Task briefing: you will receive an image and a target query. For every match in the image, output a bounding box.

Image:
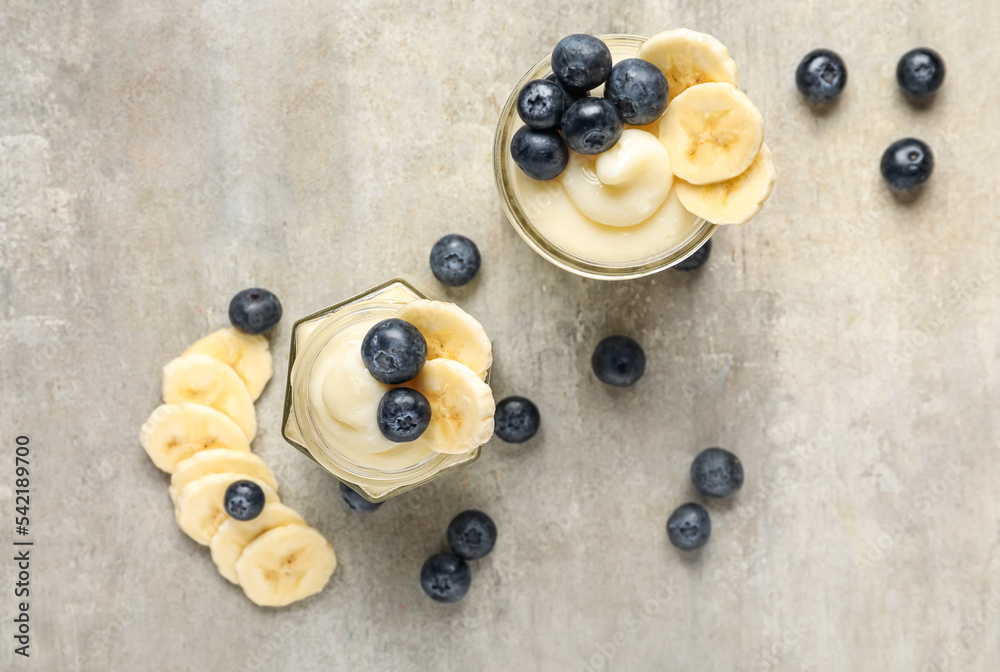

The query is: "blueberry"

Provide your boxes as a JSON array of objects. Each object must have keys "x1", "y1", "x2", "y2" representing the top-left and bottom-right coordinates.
[
  {"x1": 430, "y1": 234, "x2": 481, "y2": 287},
  {"x1": 592, "y1": 335, "x2": 645, "y2": 387},
  {"x1": 229, "y1": 288, "x2": 282, "y2": 335},
  {"x1": 897, "y1": 48, "x2": 945, "y2": 99},
  {"x1": 339, "y1": 481, "x2": 383, "y2": 513},
  {"x1": 510, "y1": 126, "x2": 568, "y2": 180},
  {"x1": 880, "y1": 138, "x2": 934, "y2": 192},
  {"x1": 361, "y1": 318, "x2": 427, "y2": 384},
  {"x1": 544, "y1": 72, "x2": 588, "y2": 109},
  {"x1": 420, "y1": 553, "x2": 471, "y2": 603},
  {"x1": 552, "y1": 34, "x2": 612, "y2": 92},
  {"x1": 494, "y1": 396, "x2": 540, "y2": 443},
  {"x1": 666, "y1": 502, "x2": 711, "y2": 551},
  {"x1": 604, "y1": 58, "x2": 669, "y2": 125},
  {"x1": 224, "y1": 480, "x2": 265, "y2": 521},
  {"x1": 377, "y1": 388, "x2": 431, "y2": 442},
  {"x1": 561, "y1": 98, "x2": 623, "y2": 155},
  {"x1": 690, "y1": 447, "x2": 744, "y2": 498},
  {"x1": 447, "y1": 510, "x2": 497, "y2": 560},
  {"x1": 516, "y1": 79, "x2": 567, "y2": 130},
  {"x1": 795, "y1": 49, "x2": 847, "y2": 104},
  {"x1": 675, "y1": 239, "x2": 712, "y2": 272}
]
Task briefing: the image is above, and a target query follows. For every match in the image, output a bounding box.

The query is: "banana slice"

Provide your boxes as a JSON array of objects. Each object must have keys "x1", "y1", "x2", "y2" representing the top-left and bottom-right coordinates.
[
  {"x1": 675, "y1": 144, "x2": 776, "y2": 225},
  {"x1": 394, "y1": 301, "x2": 492, "y2": 380},
  {"x1": 210, "y1": 503, "x2": 306, "y2": 584},
  {"x1": 659, "y1": 82, "x2": 763, "y2": 185},
  {"x1": 175, "y1": 472, "x2": 278, "y2": 546},
  {"x1": 162, "y1": 354, "x2": 257, "y2": 441},
  {"x1": 184, "y1": 328, "x2": 273, "y2": 401},
  {"x1": 235, "y1": 525, "x2": 337, "y2": 607},
  {"x1": 169, "y1": 448, "x2": 278, "y2": 504},
  {"x1": 409, "y1": 358, "x2": 495, "y2": 454},
  {"x1": 637, "y1": 28, "x2": 739, "y2": 102},
  {"x1": 560, "y1": 129, "x2": 673, "y2": 227},
  {"x1": 140, "y1": 403, "x2": 251, "y2": 473}
]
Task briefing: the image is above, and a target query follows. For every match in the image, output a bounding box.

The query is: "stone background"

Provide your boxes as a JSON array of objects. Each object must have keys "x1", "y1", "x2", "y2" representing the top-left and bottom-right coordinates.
[{"x1": 2, "y1": 0, "x2": 1000, "y2": 670}]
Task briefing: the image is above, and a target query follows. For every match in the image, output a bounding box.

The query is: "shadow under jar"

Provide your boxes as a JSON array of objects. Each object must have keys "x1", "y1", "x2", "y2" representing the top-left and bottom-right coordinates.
[
  {"x1": 282, "y1": 279, "x2": 485, "y2": 503},
  {"x1": 494, "y1": 34, "x2": 718, "y2": 281}
]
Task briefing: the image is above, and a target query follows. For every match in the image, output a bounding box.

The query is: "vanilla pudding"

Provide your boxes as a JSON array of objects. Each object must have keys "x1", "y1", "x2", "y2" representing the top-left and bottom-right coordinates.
[
  {"x1": 282, "y1": 279, "x2": 491, "y2": 502},
  {"x1": 307, "y1": 317, "x2": 436, "y2": 472},
  {"x1": 512, "y1": 128, "x2": 700, "y2": 262}
]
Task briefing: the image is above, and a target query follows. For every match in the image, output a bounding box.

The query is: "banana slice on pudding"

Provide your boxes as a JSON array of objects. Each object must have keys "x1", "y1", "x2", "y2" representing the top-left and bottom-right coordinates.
[
  {"x1": 140, "y1": 403, "x2": 251, "y2": 473},
  {"x1": 184, "y1": 328, "x2": 273, "y2": 401},
  {"x1": 560, "y1": 129, "x2": 673, "y2": 227},
  {"x1": 235, "y1": 525, "x2": 337, "y2": 607},
  {"x1": 394, "y1": 300, "x2": 492, "y2": 381},
  {"x1": 659, "y1": 82, "x2": 763, "y2": 185},
  {"x1": 637, "y1": 28, "x2": 740, "y2": 102},
  {"x1": 162, "y1": 354, "x2": 257, "y2": 440},
  {"x1": 675, "y1": 144, "x2": 776, "y2": 225},
  {"x1": 409, "y1": 358, "x2": 495, "y2": 455}
]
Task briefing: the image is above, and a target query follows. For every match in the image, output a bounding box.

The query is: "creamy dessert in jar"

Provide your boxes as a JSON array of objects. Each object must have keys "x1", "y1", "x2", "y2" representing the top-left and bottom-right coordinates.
[
  {"x1": 495, "y1": 30, "x2": 776, "y2": 278},
  {"x1": 282, "y1": 279, "x2": 495, "y2": 502}
]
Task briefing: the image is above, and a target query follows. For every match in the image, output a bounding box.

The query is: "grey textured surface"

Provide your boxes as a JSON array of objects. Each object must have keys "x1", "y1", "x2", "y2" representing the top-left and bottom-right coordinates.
[{"x1": 2, "y1": 1, "x2": 1000, "y2": 670}]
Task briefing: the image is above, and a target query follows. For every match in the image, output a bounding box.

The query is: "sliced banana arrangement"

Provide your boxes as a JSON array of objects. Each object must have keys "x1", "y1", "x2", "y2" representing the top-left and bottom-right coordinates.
[
  {"x1": 409, "y1": 358, "x2": 496, "y2": 455},
  {"x1": 185, "y1": 328, "x2": 273, "y2": 401},
  {"x1": 210, "y1": 503, "x2": 306, "y2": 584},
  {"x1": 659, "y1": 82, "x2": 764, "y2": 185},
  {"x1": 394, "y1": 300, "x2": 493, "y2": 381},
  {"x1": 175, "y1": 472, "x2": 279, "y2": 545},
  {"x1": 674, "y1": 143, "x2": 776, "y2": 225},
  {"x1": 169, "y1": 448, "x2": 278, "y2": 503},
  {"x1": 637, "y1": 28, "x2": 740, "y2": 102},
  {"x1": 235, "y1": 525, "x2": 337, "y2": 607},
  {"x1": 162, "y1": 354, "x2": 258, "y2": 441},
  {"x1": 138, "y1": 293, "x2": 338, "y2": 607},
  {"x1": 640, "y1": 29, "x2": 773, "y2": 226},
  {"x1": 140, "y1": 403, "x2": 251, "y2": 473}
]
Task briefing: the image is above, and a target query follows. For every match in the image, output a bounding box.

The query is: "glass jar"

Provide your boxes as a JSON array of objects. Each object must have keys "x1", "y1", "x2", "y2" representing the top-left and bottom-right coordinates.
[
  {"x1": 281, "y1": 278, "x2": 483, "y2": 502},
  {"x1": 493, "y1": 34, "x2": 719, "y2": 281}
]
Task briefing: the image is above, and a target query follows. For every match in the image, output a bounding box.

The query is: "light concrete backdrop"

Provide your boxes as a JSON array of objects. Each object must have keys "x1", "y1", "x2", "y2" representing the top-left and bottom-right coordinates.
[{"x1": 2, "y1": 0, "x2": 999, "y2": 670}]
